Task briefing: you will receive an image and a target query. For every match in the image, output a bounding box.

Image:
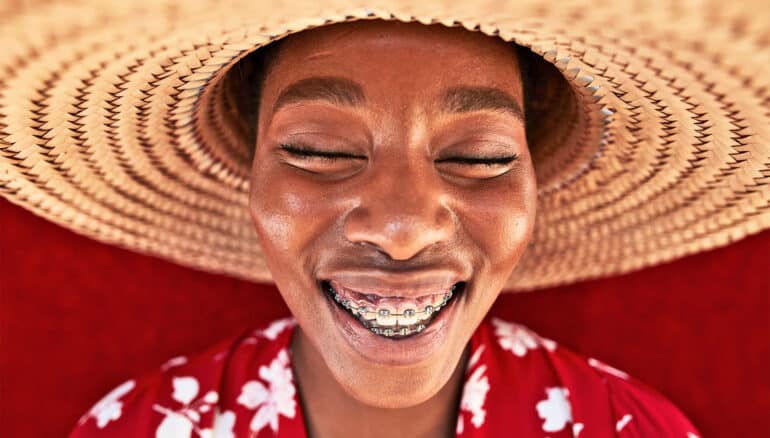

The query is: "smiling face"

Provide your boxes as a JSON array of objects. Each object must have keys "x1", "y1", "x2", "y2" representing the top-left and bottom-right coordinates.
[{"x1": 248, "y1": 20, "x2": 537, "y2": 408}]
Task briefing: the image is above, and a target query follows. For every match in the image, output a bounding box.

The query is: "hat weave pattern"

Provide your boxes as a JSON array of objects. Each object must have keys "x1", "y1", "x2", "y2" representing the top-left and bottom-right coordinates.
[{"x1": 1, "y1": 0, "x2": 768, "y2": 289}]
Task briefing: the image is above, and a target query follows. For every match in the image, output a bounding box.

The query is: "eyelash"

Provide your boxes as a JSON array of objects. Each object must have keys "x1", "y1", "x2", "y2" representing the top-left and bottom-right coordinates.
[
  {"x1": 280, "y1": 144, "x2": 365, "y2": 160},
  {"x1": 280, "y1": 144, "x2": 518, "y2": 166},
  {"x1": 435, "y1": 155, "x2": 519, "y2": 166}
]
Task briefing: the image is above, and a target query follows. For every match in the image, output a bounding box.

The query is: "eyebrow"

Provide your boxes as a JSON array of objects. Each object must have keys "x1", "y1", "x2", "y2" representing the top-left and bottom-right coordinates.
[
  {"x1": 441, "y1": 86, "x2": 524, "y2": 122},
  {"x1": 272, "y1": 76, "x2": 366, "y2": 113},
  {"x1": 271, "y1": 78, "x2": 524, "y2": 122}
]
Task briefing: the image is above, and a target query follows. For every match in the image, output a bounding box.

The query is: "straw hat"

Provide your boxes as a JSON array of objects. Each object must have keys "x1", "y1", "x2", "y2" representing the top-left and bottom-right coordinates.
[{"x1": 1, "y1": 0, "x2": 768, "y2": 290}]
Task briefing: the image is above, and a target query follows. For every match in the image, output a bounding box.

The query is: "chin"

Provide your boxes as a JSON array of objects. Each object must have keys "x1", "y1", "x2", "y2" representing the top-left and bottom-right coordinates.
[
  {"x1": 332, "y1": 350, "x2": 461, "y2": 409},
  {"x1": 315, "y1": 314, "x2": 470, "y2": 410}
]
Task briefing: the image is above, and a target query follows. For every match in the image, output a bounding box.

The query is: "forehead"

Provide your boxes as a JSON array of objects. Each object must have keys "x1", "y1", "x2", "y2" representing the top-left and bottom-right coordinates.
[{"x1": 261, "y1": 20, "x2": 524, "y2": 108}]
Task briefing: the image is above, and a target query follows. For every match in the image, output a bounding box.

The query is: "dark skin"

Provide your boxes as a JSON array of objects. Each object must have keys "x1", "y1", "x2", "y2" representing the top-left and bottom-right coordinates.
[{"x1": 249, "y1": 21, "x2": 536, "y2": 437}]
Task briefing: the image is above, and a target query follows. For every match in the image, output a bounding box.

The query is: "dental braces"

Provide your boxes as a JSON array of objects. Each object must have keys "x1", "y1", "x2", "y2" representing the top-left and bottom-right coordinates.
[
  {"x1": 328, "y1": 284, "x2": 460, "y2": 338},
  {"x1": 332, "y1": 288, "x2": 453, "y2": 316},
  {"x1": 370, "y1": 324, "x2": 427, "y2": 337}
]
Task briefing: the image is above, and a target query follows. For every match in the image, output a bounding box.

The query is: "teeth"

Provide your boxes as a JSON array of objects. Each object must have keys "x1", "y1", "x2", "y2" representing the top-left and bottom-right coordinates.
[
  {"x1": 375, "y1": 306, "x2": 397, "y2": 326},
  {"x1": 325, "y1": 282, "x2": 463, "y2": 338},
  {"x1": 398, "y1": 308, "x2": 418, "y2": 325}
]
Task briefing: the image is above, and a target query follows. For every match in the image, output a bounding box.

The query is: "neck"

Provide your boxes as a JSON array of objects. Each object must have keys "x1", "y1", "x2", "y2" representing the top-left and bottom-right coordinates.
[{"x1": 291, "y1": 328, "x2": 468, "y2": 438}]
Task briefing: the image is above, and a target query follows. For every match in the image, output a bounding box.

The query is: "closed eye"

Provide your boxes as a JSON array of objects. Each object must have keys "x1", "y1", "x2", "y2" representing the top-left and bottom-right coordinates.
[
  {"x1": 280, "y1": 144, "x2": 366, "y2": 160},
  {"x1": 280, "y1": 144, "x2": 518, "y2": 165},
  {"x1": 436, "y1": 154, "x2": 519, "y2": 165}
]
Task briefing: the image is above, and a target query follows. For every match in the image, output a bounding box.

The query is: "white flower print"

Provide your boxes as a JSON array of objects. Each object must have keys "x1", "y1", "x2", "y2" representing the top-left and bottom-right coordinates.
[
  {"x1": 245, "y1": 318, "x2": 297, "y2": 345},
  {"x1": 152, "y1": 376, "x2": 219, "y2": 438},
  {"x1": 588, "y1": 357, "x2": 630, "y2": 380},
  {"x1": 456, "y1": 346, "x2": 490, "y2": 434},
  {"x1": 616, "y1": 413, "x2": 633, "y2": 431},
  {"x1": 155, "y1": 411, "x2": 195, "y2": 438},
  {"x1": 237, "y1": 349, "x2": 297, "y2": 435},
  {"x1": 205, "y1": 409, "x2": 236, "y2": 438},
  {"x1": 173, "y1": 377, "x2": 201, "y2": 404},
  {"x1": 78, "y1": 379, "x2": 135, "y2": 428},
  {"x1": 161, "y1": 355, "x2": 189, "y2": 371},
  {"x1": 492, "y1": 318, "x2": 544, "y2": 357},
  {"x1": 573, "y1": 422, "x2": 584, "y2": 436},
  {"x1": 258, "y1": 318, "x2": 297, "y2": 341},
  {"x1": 536, "y1": 387, "x2": 573, "y2": 432},
  {"x1": 238, "y1": 381, "x2": 269, "y2": 413},
  {"x1": 540, "y1": 337, "x2": 557, "y2": 352}
]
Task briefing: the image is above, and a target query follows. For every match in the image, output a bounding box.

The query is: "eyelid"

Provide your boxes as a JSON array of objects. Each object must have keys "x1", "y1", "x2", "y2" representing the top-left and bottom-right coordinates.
[
  {"x1": 436, "y1": 154, "x2": 519, "y2": 165},
  {"x1": 279, "y1": 142, "x2": 519, "y2": 167},
  {"x1": 279, "y1": 143, "x2": 367, "y2": 160}
]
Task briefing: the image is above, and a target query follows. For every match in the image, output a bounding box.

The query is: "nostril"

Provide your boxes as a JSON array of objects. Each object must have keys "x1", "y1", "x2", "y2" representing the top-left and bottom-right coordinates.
[
  {"x1": 354, "y1": 240, "x2": 391, "y2": 258},
  {"x1": 343, "y1": 199, "x2": 456, "y2": 260}
]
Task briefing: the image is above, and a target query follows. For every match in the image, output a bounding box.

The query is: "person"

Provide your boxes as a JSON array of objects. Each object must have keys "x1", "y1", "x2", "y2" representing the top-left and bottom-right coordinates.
[
  {"x1": 3, "y1": 1, "x2": 767, "y2": 437},
  {"x1": 67, "y1": 20, "x2": 700, "y2": 437}
]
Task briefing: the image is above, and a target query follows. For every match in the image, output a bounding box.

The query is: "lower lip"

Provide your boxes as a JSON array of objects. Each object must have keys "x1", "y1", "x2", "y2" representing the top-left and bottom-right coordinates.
[{"x1": 322, "y1": 285, "x2": 462, "y2": 367}]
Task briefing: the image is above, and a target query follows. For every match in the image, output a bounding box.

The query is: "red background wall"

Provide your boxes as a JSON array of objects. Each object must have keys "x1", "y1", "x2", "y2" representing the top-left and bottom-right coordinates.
[{"x1": 1, "y1": 197, "x2": 768, "y2": 437}]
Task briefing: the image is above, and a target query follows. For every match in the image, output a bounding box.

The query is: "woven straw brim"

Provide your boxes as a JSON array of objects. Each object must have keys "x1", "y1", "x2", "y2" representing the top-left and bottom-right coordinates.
[{"x1": 1, "y1": 0, "x2": 768, "y2": 290}]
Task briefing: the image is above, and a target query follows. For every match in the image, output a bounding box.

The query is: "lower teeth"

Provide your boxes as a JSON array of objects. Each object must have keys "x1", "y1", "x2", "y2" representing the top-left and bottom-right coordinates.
[{"x1": 324, "y1": 282, "x2": 461, "y2": 338}]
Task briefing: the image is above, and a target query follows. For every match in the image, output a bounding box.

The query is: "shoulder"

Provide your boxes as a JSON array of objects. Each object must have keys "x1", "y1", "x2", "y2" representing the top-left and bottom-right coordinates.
[
  {"x1": 576, "y1": 355, "x2": 701, "y2": 437},
  {"x1": 477, "y1": 317, "x2": 701, "y2": 437},
  {"x1": 69, "y1": 338, "x2": 235, "y2": 438},
  {"x1": 69, "y1": 318, "x2": 296, "y2": 438}
]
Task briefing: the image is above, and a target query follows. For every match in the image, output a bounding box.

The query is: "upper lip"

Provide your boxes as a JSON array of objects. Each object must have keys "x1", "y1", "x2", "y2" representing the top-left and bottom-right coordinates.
[{"x1": 322, "y1": 270, "x2": 464, "y2": 298}]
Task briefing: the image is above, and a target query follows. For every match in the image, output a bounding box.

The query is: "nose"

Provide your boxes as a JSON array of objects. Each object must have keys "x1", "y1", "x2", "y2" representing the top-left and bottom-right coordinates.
[{"x1": 343, "y1": 171, "x2": 456, "y2": 261}]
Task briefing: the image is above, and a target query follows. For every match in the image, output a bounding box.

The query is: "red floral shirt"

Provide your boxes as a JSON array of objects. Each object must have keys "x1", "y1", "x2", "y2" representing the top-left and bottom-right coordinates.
[{"x1": 70, "y1": 317, "x2": 700, "y2": 437}]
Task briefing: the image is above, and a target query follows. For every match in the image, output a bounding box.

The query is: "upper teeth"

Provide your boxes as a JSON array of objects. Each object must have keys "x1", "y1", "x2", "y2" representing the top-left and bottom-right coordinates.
[{"x1": 327, "y1": 285, "x2": 458, "y2": 337}]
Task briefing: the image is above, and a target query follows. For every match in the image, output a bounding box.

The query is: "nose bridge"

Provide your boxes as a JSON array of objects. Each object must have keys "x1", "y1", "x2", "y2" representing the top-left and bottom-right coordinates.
[
  {"x1": 343, "y1": 157, "x2": 455, "y2": 260},
  {"x1": 382, "y1": 157, "x2": 432, "y2": 213}
]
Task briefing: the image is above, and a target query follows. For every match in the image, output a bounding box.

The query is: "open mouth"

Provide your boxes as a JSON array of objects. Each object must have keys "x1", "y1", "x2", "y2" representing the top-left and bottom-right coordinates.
[{"x1": 321, "y1": 280, "x2": 466, "y2": 339}]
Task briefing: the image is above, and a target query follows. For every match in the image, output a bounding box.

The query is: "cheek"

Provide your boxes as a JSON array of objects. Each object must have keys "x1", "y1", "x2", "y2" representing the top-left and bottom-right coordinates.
[
  {"x1": 249, "y1": 171, "x2": 327, "y2": 313},
  {"x1": 249, "y1": 166, "x2": 344, "y2": 264},
  {"x1": 249, "y1": 181, "x2": 302, "y2": 257},
  {"x1": 460, "y1": 170, "x2": 537, "y2": 272},
  {"x1": 496, "y1": 204, "x2": 535, "y2": 263}
]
